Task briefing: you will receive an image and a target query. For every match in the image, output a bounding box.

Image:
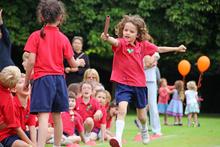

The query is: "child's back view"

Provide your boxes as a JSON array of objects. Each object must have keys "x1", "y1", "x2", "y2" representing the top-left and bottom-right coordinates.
[
  {"x1": 166, "y1": 80, "x2": 184, "y2": 126},
  {"x1": 23, "y1": 0, "x2": 85, "y2": 146},
  {"x1": 185, "y1": 81, "x2": 200, "y2": 127}
]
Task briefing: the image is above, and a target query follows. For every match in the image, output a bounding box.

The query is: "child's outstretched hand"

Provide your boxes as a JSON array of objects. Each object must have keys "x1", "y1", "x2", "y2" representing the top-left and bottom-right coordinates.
[
  {"x1": 100, "y1": 32, "x2": 109, "y2": 41},
  {"x1": 177, "y1": 45, "x2": 187, "y2": 52}
]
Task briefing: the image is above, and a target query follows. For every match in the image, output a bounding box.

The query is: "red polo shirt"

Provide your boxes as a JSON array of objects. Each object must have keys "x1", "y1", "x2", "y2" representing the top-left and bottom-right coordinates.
[
  {"x1": 75, "y1": 96, "x2": 100, "y2": 122},
  {"x1": 0, "y1": 85, "x2": 19, "y2": 141},
  {"x1": 13, "y1": 96, "x2": 36, "y2": 131},
  {"x1": 62, "y1": 111, "x2": 84, "y2": 136},
  {"x1": 111, "y1": 38, "x2": 158, "y2": 87},
  {"x1": 94, "y1": 105, "x2": 107, "y2": 129},
  {"x1": 24, "y1": 25, "x2": 73, "y2": 80}
]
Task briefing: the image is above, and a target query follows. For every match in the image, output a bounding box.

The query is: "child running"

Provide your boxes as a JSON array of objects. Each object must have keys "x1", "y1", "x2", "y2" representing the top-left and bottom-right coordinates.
[
  {"x1": 101, "y1": 14, "x2": 186, "y2": 147},
  {"x1": 185, "y1": 81, "x2": 200, "y2": 127},
  {"x1": 23, "y1": 0, "x2": 85, "y2": 147}
]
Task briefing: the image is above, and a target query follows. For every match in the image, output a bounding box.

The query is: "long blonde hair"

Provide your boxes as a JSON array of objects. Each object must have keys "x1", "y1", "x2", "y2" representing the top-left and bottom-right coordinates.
[{"x1": 174, "y1": 80, "x2": 185, "y2": 101}]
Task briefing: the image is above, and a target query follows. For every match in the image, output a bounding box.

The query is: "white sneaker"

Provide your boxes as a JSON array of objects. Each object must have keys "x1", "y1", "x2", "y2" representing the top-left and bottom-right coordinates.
[{"x1": 141, "y1": 129, "x2": 150, "y2": 144}]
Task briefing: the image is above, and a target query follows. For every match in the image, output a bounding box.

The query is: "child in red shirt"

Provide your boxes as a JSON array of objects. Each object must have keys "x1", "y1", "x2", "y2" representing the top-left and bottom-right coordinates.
[
  {"x1": 106, "y1": 102, "x2": 118, "y2": 141},
  {"x1": 158, "y1": 78, "x2": 173, "y2": 125},
  {"x1": 91, "y1": 89, "x2": 108, "y2": 142},
  {"x1": 101, "y1": 15, "x2": 186, "y2": 147},
  {"x1": 61, "y1": 91, "x2": 83, "y2": 144},
  {"x1": 23, "y1": 1, "x2": 85, "y2": 147},
  {"x1": 0, "y1": 67, "x2": 36, "y2": 147},
  {"x1": 75, "y1": 81, "x2": 102, "y2": 142},
  {"x1": 12, "y1": 73, "x2": 37, "y2": 145}
]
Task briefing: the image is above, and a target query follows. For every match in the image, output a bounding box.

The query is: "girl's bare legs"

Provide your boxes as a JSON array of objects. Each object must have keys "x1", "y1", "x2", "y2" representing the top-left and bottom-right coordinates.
[
  {"x1": 115, "y1": 101, "x2": 128, "y2": 146},
  {"x1": 137, "y1": 106, "x2": 149, "y2": 144},
  {"x1": 174, "y1": 116, "x2": 178, "y2": 125},
  {"x1": 12, "y1": 140, "x2": 33, "y2": 147},
  {"x1": 193, "y1": 113, "x2": 198, "y2": 126},
  {"x1": 178, "y1": 117, "x2": 182, "y2": 125},
  {"x1": 84, "y1": 117, "x2": 94, "y2": 133},
  {"x1": 52, "y1": 112, "x2": 63, "y2": 147},
  {"x1": 37, "y1": 112, "x2": 49, "y2": 147},
  {"x1": 187, "y1": 113, "x2": 192, "y2": 127},
  {"x1": 164, "y1": 114, "x2": 168, "y2": 125}
]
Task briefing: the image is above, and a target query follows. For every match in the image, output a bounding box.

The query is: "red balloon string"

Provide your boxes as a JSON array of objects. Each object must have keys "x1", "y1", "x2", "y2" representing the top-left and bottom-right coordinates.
[{"x1": 197, "y1": 73, "x2": 203, "y2": 89}]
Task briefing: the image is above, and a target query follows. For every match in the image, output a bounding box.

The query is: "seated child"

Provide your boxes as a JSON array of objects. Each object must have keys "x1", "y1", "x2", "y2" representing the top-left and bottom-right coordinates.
[
  {"x1": 0, "y1": 66, "x2": 35, "y2": 147},
  {"x1": 91, "y1": 90, "x2": 108, "y2": 142},
  {"x1": 75, "y1": 81, "x2": 102, "y2": 143},
  {"x1": 105, "y1": 102, "x2": 118, "y2": 141},
  {"x1": 61, "y1": 91, "x2": 83, "y2": 144},
  {"x1": 11, "y1": 73, "x2": 37, "y2": 145}
]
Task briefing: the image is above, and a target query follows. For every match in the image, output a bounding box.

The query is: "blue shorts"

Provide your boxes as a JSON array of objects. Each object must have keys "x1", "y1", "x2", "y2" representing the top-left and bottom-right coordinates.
[
  {"x1": 115, "y1": 83, "x2": 148, "y2": 109},
  {"x1": 1, "y1": 132, "x2": 30, "y2": 147},
  {"x1": 31, "y1": 75, "x2": 69, "y2": 114}
]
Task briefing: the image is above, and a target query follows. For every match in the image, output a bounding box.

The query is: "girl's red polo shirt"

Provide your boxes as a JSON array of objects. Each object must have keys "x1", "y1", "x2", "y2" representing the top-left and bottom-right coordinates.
[{"x1": 111, "y1": 38, "x2": 158, "y2": 87}]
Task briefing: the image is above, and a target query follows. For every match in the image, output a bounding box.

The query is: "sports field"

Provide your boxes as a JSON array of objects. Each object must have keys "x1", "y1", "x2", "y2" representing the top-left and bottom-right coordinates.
[{"x1": 46, "y1": 113, "x2": 220, "y2": 147}]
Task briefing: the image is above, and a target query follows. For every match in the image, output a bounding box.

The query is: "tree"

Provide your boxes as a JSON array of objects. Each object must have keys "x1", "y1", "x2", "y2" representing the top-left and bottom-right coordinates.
[{"x1": 1, "y1": 0, "x2": 220, "y2": 74}]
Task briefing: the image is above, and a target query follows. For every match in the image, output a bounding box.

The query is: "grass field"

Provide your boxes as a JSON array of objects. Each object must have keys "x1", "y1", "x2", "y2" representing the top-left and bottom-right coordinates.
[{"x1": 46, "y1": 113, "x2": 220, "y2": 147}]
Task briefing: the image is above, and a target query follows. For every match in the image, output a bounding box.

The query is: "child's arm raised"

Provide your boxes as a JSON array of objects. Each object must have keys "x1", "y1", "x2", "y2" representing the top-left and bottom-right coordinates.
[
  {"x1": 158, "y1": 45, "x2": 187, "y2": 53},
  {"x1": 100, "y1": 33, "x2": 119, "y2": 47}
]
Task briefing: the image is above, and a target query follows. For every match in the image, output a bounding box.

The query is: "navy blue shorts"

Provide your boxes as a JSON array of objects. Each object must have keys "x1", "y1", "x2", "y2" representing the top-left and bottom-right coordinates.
[
  {"x1": 1, "y1": 132, "x2": 30, "y2": 147},
  {"x1": 115, "y1": 83, "x2": 148, "y2": 109},
  {"x1": 30, "y1": 75, "x2": 69, "y2": 113}
]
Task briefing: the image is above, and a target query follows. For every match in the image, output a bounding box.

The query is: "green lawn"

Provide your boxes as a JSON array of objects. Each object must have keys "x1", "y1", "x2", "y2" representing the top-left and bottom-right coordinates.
[{"x1": 46, "y1": 113, "x2": 220, "y2": 147}]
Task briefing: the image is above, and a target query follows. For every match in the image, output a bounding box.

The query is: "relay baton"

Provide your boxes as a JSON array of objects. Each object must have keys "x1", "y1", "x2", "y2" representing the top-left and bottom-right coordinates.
[{"x1": 104, "y1": 16, "x2": 110, "y2": 36}]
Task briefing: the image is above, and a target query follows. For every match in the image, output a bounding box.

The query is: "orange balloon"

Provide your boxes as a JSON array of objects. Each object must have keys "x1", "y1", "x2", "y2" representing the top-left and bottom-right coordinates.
[
  {"x1": 178, "y1": 60, "x2": 191, "y2": 76},
  {"x1": 197, "y1": 56, "x2": 210, "y2": 73}
]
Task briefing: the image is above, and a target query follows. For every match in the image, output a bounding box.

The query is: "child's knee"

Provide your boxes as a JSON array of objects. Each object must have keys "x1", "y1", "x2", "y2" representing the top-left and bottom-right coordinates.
[{"x1": 84, "y1": 117, "x2": 94, "y2": 126}]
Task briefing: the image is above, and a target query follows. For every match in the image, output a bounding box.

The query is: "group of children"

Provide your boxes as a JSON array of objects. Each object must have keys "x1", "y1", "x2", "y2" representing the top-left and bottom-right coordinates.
[
  {"x1": 158, "y1": 78, "x2": 200, "y2": 127},
  {"x1": 0, "y1": 0, "x2": 190, "y2": 147}
]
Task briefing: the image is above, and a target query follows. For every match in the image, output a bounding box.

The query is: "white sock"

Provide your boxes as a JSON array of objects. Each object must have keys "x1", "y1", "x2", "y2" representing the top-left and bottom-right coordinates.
[
  {"x1": 53, "y1": 145, "x2": 61, "y2": 147},
  {"x1": 115, "y1": 119, "x2": 125, "y2": 144}
]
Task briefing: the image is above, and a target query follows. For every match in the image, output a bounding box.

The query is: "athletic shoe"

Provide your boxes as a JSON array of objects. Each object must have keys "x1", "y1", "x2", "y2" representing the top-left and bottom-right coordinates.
[
  {"x1": 141, "y1": 129, "x2": 150, "y2": 144},
  {"x1": 109, "y1": 137, "x2": 121, "y2": 147}
]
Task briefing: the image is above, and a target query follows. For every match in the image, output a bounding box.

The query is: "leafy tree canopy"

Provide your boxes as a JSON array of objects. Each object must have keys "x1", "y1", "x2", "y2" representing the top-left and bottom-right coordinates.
[{"x1": 1, "y1": 0, "x2": 220, "y2": 74}]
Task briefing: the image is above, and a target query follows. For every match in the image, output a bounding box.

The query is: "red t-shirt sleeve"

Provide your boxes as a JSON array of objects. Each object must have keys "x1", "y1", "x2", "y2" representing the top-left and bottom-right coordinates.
[
  {"x1": 142, "y1": 41, "x2": 158, "y2": 56},
  {"x1": 74, "y1": 115, "x2": 84, "y2": 133},
  {"x1": 112, "y1": 38, "x2": 125, "y2": 52},
  {"x1": 100, "y1": 107, "x2": 107, "y2": 125},
  {"x1": 1, "y1": 97, "x2": 19, "y2": 128},
  {"x1": 24, "y1": 31, "x2": 40, "y2": 53}
]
